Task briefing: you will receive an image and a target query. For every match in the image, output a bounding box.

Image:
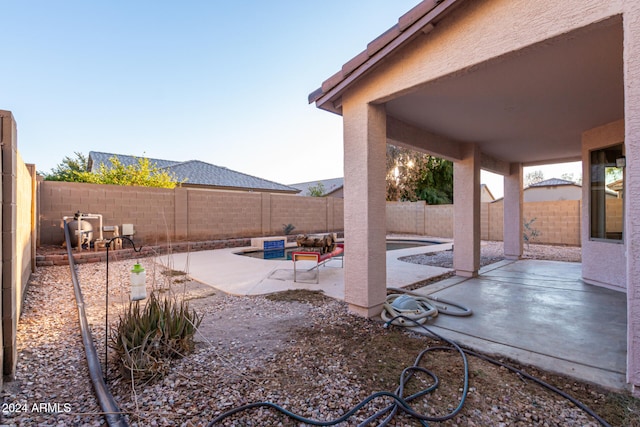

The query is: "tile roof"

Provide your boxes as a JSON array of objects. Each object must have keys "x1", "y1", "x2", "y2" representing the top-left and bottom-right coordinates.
[
  {"x1": 309, "y1": 0, "x2": 463, "y2": 113},
  {"x1": 289, "y1": 177, "x2": 344, "y2": 196},
  {"x1": 88, "y1": 151, "x2": 177, "y2": 170},
  {"x1": 528, "y1": 178, "x2": 578, "y2": 187},
  {"x1": 87, "y1": 151, "x2": 299, "y2": 193}
]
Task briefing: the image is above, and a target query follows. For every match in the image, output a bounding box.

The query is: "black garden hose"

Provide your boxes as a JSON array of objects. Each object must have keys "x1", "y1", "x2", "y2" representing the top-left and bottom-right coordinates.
[
  {"x1": 208, "y1": 314, "x2": 611, "y2": 427},
  {"x1": 64, "y1": 220, "x2": 128, "y2": 427}
]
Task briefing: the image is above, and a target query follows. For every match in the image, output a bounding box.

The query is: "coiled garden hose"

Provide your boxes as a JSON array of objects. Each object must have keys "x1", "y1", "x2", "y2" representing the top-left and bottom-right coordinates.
[
  {"x1": 381, "y1": 294, "x2": 438, "y2": 326},
  {"x1": 387, "y1": 287, "x2": 473, "y2": 317},
  {"x1": 207, "y1": 314, "x2": 612, "y2": 427},
  {"x1": 381, "y1": 288, "x2": 472, "y2": 326}
]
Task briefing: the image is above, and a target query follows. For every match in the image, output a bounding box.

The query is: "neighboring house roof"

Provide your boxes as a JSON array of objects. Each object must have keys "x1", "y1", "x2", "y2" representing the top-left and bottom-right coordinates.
[
  {"x1": 527, "y1": 178, "x2": 577, "y2": 188},
  {"x1": 87, "y1": 151, "x2": 300, "y2": 194},
  {"x1": 289, "y1": 177, "x2": 344, "y2": 197},
  {"x1": 480, "y1": 184, "x2": 495, "y2": 202}
]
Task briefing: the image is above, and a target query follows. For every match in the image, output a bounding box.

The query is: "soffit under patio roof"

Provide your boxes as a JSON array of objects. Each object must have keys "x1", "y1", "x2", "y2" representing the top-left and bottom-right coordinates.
[
  {"x1": 310, "y1": 1, "x2": 624, "y2": 167},
  {"x1": 385, "y1": 16, "x2": 624, "y2": 166}
]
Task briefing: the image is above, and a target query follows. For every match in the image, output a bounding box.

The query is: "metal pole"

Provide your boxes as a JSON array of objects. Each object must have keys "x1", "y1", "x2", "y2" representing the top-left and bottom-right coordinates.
[
  {"x1": 105, "y1": 242, "x2": 110, "y2": 381},
  {"x1": 104, "y1": 236, "x2": 142, "y2": 383}
]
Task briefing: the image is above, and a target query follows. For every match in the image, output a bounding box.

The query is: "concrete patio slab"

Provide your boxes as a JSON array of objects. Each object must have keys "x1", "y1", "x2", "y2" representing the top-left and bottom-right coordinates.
[{"x1": 412, "y1": 259, "x2": 627, "y2": 391}]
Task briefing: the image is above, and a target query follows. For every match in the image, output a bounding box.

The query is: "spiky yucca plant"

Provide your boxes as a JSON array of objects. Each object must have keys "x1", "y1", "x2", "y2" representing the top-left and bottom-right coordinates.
[{"x1": 111, "y1": 292, "x2": 203, "y2": 381}]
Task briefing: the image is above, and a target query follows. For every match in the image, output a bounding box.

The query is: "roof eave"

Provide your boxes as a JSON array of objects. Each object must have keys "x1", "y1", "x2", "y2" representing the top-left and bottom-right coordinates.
[{"x1": 309, "y1": 0, "x2": 464, "y2": 115}]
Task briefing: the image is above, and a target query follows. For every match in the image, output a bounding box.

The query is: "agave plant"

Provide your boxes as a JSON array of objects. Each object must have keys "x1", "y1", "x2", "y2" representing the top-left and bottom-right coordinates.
[{"x1": 110, "y1": 291, "x2": 203, "y2": 381}]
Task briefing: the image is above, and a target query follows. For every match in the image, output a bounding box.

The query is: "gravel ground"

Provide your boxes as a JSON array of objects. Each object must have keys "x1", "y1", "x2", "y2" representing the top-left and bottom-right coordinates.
[{"x1": 2, "y1": 242, "x2": 638, "y2": 426}]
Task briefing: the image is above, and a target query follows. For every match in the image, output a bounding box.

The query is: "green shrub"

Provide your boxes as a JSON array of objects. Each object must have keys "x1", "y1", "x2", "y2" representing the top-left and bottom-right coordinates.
[
  {"x1": 523, "y1": 217, "x2": 541, "y2": 249},
  {"x1": 282, "y1": 223, "x2": 296, "y2": 235},
  {"x1": 110, "y1": 292, "x2": 202, "y2": 382}
]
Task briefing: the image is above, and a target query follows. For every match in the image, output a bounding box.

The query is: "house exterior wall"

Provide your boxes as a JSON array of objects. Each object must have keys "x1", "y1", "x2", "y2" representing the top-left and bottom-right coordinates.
[
  {"x1": 524, "y1": 185, "x2": 582, "y2": 202},
  {"x1": 623, "y1": 1, "x2": 640, "y2": 393},
  {"x1": 581, "y1": 120, "x2": 626, "y2": 290}
]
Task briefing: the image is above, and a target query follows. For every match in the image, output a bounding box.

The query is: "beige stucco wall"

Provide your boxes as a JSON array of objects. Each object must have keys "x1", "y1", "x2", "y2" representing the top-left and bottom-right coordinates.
[
  {"x1": 581, "y1": 119, "x2": 626, "y2": 290},
  {"x1": 524, "y1": 185, "x2": 582, "y2": 202}
]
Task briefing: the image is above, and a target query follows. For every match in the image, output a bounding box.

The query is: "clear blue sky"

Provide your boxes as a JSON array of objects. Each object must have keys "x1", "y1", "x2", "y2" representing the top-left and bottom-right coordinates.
[
  {"x1": 2, "y1": 0, "x2": 421, "y2": 185},
  {"x1": 2, "y1": 0, "x2": 580, "y2": 196}
]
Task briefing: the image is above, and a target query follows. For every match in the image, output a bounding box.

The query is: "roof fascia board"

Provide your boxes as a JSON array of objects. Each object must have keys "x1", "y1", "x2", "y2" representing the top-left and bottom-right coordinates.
[
  {"x1": 313, "y1": 0, "x2": 463, "y2": 113},
  {"x1": 523, "y1": 156, "x2": 582, "y2": 167}
]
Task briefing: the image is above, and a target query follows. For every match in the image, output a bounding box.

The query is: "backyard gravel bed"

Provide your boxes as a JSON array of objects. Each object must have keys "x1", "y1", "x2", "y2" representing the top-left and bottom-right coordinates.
[{"x1": 2, "y1": 242, "x2": 637, "y2": 426}]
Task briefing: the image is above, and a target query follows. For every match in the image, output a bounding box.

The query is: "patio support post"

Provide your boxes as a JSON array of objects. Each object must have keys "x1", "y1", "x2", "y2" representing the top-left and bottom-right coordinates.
[
  {"x1": 342, "y1": 100, "x2": 387, "y2": 317},
  {"x1": 503, "y1": 163, "x2": 523, "y2": 259},
  {"x1": 453, "y1": 143, "x2": 481, "y2": 277},
  {"x1": 624, "y1": 0, "x2": 640, "y2": 397}
]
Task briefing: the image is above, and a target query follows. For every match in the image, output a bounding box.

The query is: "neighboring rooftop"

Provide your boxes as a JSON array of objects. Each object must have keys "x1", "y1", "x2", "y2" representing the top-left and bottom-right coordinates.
[
  {"x1": 527, "y1": 178, "x2": 579, "y2": 188},
  {"x1": 87, "y1": 151, "x2": 300, "y2": 194},
  {"x1": 289, "y1": 177, "x2": 344, "y2": 197}
]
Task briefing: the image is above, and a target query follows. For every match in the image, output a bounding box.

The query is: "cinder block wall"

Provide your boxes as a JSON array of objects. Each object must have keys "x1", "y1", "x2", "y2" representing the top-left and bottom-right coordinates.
[
  {"x1": 39, "y1": 180, "x2": 582, "y2": 247},
  {"x1": 387, "y1": 200, "x2": 581, "y2": 246},
  {"x1": 386, "y1": 201, "x2": 425, "y2": 235},
  {"x1": 39, "y1": 182, "x2": 176, "y2": 245},
  {"x1": 523, "y1": 200, "x2": 581, "y2": 245},
  {"x1": 0, "y1": 110, "x2": 36, "y2": 382},
  {"x1": 187, "y1": 190, "x2": 262, "y2": 239},
  {"x1": 38, "y1": 181, "x2": 346, "y2": 245},
  {"x1": 487, "y1": 202, "x2": 504, "y2": 241},
  {"x1": 606, "y1": 198, "x2": 623, "y2": 234},
  {"x1": 271, "y1": 193, "x2": 331, "y2": 235},
  {"x1": 423, "y1": 205, "x2": 453, "y2": 238}
]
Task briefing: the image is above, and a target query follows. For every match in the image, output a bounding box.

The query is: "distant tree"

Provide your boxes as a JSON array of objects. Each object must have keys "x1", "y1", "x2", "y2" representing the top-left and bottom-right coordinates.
[
  {"x1": 45, "y1": 153, "x2": 182, "y2": 188},
  {"x1": 606, "y1": 167, "x2": 623, "y2": 183},
  {"x1": 307, "y1": 182, "x2": 326, "y2": 197},
  {"x1": 386, "y1": 145, "x2": 453, "y2": 204},
  {"x1": 524, "y1": 170, "x2": 545, "y2": 187},
  {"x1": 560, "y1": 172, "x2": 582, "y2": 185},
  {"x1": 74, "y1": 156, "x2": 181, "y2": 188},
  {"x1": 560, "y1": 172, "x2": 575, "y2": 182},
  {"x1": 42, "y1": 152, "x2": 89, "y2": 182}
]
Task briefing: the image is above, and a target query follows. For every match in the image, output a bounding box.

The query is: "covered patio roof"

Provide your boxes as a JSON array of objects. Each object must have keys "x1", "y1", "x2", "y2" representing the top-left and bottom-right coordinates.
[
  {"x1": 308, "y1": 0, "x2": 639, "y2": 397},
  {"x1": 310, "y1": 3, "x2": 623, "y2": 170}
]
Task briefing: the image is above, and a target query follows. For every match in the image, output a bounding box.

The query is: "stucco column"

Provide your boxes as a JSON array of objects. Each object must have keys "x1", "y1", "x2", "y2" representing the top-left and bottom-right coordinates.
[
  {"x1": 342, "y1": 101, "x2": 387, "y2": 317},
  {"x1": 503, "y1": 163, "x2": 523, "y2": 259},
  {"x1": 624, "y1": 1, "x2": 640, "y2": 397},
  {"x1": 453, "y1": 143, "x2": 481, "y2": 277}
]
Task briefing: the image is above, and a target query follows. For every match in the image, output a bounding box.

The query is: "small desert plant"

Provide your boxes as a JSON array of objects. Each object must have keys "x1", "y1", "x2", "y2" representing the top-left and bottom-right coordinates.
[
  {"x1": 523, "y1": 217, "x2": 541, "y2": 249},
  {"x1": 110, "y1": 292, "x2": 202, "y2": 382},
  {"x1": 282, "y1": 223, "x2": 296, "y2": 235}
]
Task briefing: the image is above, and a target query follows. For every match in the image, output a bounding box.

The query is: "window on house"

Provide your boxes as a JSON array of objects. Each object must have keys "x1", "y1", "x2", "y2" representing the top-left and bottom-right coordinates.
[{"x1": 590, "y1": 144, "x2": 624, "y2": 241}]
